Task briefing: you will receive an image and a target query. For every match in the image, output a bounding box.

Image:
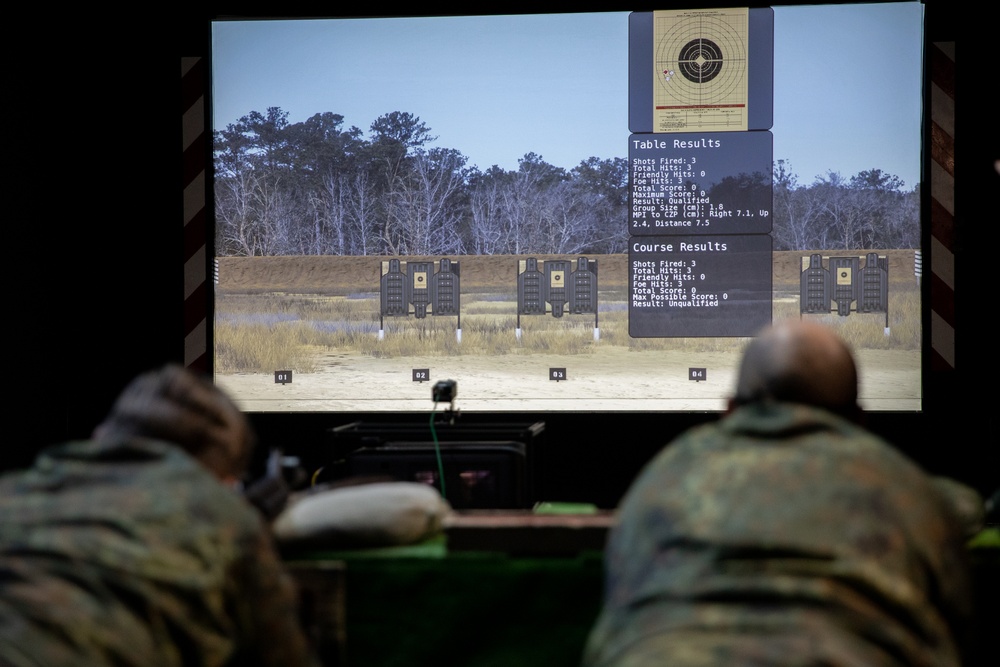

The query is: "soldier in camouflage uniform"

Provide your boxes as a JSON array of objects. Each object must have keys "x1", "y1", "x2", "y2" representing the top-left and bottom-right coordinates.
[
  {"x1": 583, "y1": 320, "x2": 975, "y2": 667},
  {"x1": 0, "y1": 364, "x2": 321, "y2": 667}
]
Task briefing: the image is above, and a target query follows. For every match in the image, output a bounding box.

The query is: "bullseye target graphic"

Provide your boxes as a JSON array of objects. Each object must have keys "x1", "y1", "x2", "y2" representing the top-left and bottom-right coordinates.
[
  {"x1": 677, "y1": 38, "x2": 725, "y2": 84},
  {"x1": 653, "y1": 8, "x2": 749, "y2": 131}
]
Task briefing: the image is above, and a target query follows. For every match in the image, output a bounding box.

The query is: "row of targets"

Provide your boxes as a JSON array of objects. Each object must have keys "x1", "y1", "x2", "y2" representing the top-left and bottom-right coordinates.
[
  {"x1": 517, "y1": 257, "x2": 600, "y2": 341},
  {"x1": 800, "y1": 253, "x2": 890, "y2": 332},
  {"x1": 377, "y1": 256, "x2": 601, "y2": 341}
]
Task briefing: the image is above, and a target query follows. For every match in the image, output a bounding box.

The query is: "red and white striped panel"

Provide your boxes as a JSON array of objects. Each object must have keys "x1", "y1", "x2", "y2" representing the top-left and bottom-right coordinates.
[
  {"x1": 181, "y1": 57, "x2": 209, "y2": 374},
  {"x1": 928, "y1": 42, "x2": 955, "y2": 371}
]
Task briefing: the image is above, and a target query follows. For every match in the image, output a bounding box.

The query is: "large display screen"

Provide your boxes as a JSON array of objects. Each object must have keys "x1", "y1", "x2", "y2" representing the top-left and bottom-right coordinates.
[{"x1": 210, "y1": 2, "x2": 925, "y2": 413}]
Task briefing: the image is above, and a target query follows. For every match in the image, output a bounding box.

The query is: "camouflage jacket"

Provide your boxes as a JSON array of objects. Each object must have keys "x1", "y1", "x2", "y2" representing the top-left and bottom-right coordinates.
[
  {"x1": 583, "y1": 402, "x2": 975, "y2": 667},
  {"x1": 0, "y1": 437, "x2": 321, "y2": 667}
]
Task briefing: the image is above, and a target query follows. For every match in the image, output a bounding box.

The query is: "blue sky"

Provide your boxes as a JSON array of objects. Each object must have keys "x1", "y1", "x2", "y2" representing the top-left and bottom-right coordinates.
[{"x1": 212, "y1": 2, "x2": 924, "y2": 188}]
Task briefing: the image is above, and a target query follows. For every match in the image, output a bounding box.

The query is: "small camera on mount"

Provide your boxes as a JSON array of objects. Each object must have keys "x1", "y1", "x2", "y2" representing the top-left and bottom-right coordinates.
[{"x1": 432, "y1": 379, "x2": 457, "y2": 403}]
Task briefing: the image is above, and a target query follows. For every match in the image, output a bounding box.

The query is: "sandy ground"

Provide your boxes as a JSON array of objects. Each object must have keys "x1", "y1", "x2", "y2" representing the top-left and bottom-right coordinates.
[{"x1": 215, "y1": 346, "x2": 919, "y2": 413}]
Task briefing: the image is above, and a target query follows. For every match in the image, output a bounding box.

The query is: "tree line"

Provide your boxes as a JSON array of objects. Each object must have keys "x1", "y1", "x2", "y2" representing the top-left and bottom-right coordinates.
[{"x1": 212, "y1": 107, "x2": 920, "y2": 257}]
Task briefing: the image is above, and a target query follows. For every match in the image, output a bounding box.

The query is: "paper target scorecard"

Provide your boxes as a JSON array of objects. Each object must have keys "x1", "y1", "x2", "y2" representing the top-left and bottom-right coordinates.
[
  {"x1": 628, "y1": 8, "x2": 772, "y2": 135},
  {"x1": 654, "y1": 7, "x2": 749, "y2": 133}
]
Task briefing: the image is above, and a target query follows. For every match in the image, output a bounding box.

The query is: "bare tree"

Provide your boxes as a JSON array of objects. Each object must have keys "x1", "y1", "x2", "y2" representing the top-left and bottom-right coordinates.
[
  {"x1": 495, "y1": 154, "x2": 568, "y2": 254},
  {"x1": 773, "y1": 160, "x2": 826, "y2": 250},
  {"x1": 216, "y1": 169, "x2": 288, "y2": 256},
  {"x1": 468, "y1": 170, "x2": 508, "y2": 255},
  {"x1": 343, "y1": 170, "x2": 379, "y2": 256},
  {"x1": 387, "y1": 148, "x2": 468, "y2": 255}
]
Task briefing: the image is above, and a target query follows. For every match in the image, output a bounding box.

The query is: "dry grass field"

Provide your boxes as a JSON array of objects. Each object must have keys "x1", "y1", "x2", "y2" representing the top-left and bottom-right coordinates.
[
  {"x1": 217, "y1": 251, "x2": 920, "y2": 294},
  {"x1": 214, "y1": 251, "x2": 922, "y2": 413}
]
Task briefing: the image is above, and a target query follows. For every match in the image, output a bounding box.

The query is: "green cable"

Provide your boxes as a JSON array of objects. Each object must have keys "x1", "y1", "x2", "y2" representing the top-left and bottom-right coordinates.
[{"x1": 429, "y1": 407, "x2": 447, "y2": 499}]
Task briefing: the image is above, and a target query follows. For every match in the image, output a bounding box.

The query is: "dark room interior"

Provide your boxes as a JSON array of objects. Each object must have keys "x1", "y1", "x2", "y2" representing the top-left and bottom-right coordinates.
[{"x1": 8, "y1": 2, "x2": 998, "y2": 664}]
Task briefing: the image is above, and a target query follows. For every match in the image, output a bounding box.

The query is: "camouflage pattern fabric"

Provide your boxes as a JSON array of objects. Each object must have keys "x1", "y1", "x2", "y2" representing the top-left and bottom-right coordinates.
[
  {"x1": 582, "y1": 402, "x2": 975, "y2": 667},
  {"x1": 0, "y1": 437, "x2": 321, "y2": 667}
]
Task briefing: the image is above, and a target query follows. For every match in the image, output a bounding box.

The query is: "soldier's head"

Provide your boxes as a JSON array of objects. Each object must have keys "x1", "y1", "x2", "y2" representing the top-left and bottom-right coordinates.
[
  {"x1": 93, "y1": 364, "x2": 256, "y2": 483},
  {"x1": 730, "y1": 320, "x2": 861, "y2": 421}
]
